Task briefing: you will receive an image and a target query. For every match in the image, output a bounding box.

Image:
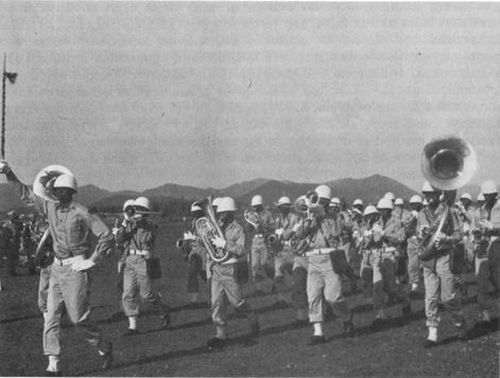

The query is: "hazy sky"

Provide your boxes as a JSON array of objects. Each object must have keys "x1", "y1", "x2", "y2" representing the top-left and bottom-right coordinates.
[{"x1": 1, "y1": 2, "x2": 499, "y2": 192}]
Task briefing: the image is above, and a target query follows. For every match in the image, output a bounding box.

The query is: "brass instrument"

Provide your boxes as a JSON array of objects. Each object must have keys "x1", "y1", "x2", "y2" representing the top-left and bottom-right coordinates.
[
  {"x1": 244, "y1": 209, "x2": 260, "y2": 231},
  {"x1": 194, "y1": 197, "x2": 230, "y2": 263},
  {"x1": 33, "y1": 165, "x2": 74, "y2": 201},
  {"x1": 294, "y1": 191, "x2": 323, "y2": 219},
  {"x1": 176, "y1": 216, "x2": 193, "y2": 255},
  {"x1": 418, "y1": 135, "x2": 478, "y2": 259}
]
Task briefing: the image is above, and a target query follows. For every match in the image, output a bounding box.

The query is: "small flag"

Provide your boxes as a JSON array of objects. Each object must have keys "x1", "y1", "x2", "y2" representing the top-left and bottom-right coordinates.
[{"x1": 5, "y1": 72, "x2": 17, "y2": 84}]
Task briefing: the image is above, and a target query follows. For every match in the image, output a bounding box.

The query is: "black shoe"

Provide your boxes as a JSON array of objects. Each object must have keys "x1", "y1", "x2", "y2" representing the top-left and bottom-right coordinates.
[
  {"x1": 307, "y1": 335, "x2": 327, "y2": 346},
  {"x1": 423, "y1": 339, "x2": 438, "y2": 348},
  {"x1": 45, "y1": 371, "x2": 62, "y2": 377},
  {"x1": 161, "y1": 314, "x2": 171, "y2": 329},
  {"x1": 100, "y1": 342, "x2": 113, "y2": 370},
  {"x1": 402, "y1": 304, "x2": 411, "y2": 317},
  {"x1": 122, "y1": 328, "x2": 139, "y2": 336},
  {"x1": 207, "y1": 337, "x2": 226, "y2": 350},
  {"x1": 343, "y1": 320, "x2": 355, "y2": 337},
  {"x1": 250, "y1": 319, "x2": 260, "y2": 338}
]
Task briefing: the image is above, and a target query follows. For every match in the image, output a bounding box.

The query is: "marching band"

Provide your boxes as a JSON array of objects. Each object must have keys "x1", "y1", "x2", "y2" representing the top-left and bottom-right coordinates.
[{"x1": 0, "y1": 135, "x2": 498, "y2": 376}]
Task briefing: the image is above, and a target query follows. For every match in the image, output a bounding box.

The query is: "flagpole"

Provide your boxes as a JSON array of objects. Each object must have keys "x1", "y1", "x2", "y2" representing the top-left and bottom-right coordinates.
[{"x1": 1, "y1": 53, "x2": 6, "y2": 160}]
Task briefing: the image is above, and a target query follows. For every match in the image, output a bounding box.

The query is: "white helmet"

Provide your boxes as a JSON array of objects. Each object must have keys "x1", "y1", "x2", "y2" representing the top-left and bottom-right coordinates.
[
  {"x1": 276, "y1": 196, "x2": 291, "y2": 206},
  {"x1": 377, "y1": 197, "x2": 394, "y2": 210},
  {"x1": 481, "y1": 180, "x2": 498, "y2": 195},
  {"x1": 384, "y1": 192, "x2": 395, "y2": 201},
  {"x1": 134, "y1": 196, "x2": 152, "y2": 211},
  {"x1": 53, "y1": 174, "x2": 78, "y2": 192},
  {"x1": 353, "y1": 198, "x2": 363, "y2": 206},
  {"x1": 394, "y1": 198, "x2": 404, "y2": 206},
  {"x1": 212, "y1": 197, "x2": 222, "y2": 208},
  {"x1": 330, "y1": 197, "x2": 341, "y2": 206},
  {"x1": 217, "y1": 197, "x2": 237, "y2": 213},
  {"x1": 122, "y1": 199, "x2": 135, "y2": 211},
  {"x1": 315, "y1": 184, "x2": 332, "y2": 200},
  {"x1": 363, "y1": 205, "x2": 379, "y2": 216},
  {"x1": 460, "y1": 193, "x2": 472, "y2": 201},
  {"x1": 190, "y1": 201, "x2": 202, "y2": 212},
  {"x1": 409, "y1": 195, "x2": 422, "y2": 204},
  {"x1": 421, "y1": 181, "x2": 436, "y2": 193},
  {"x1": 251, "y1": 195, "x2": 263, "y2": 207},
  {"x1": 477, "y1": 193, "x2": 485, "y2": 202}
]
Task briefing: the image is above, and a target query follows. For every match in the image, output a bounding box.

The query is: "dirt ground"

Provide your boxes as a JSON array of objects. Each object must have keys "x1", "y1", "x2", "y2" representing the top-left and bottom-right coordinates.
[{"x1": 0, "y1": 220, "x2": 498, "y2": 377}]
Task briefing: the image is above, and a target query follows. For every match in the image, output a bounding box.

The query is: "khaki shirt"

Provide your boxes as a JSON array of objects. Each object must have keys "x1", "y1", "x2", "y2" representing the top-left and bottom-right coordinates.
[
  {"x1": 116, "y1": 217, "x2": 157, "y2": 253},
  {"x1": 7, "y1": 171, "x2": 114, "y2": 261},
  {"x1": 417, "y1": 203, "x2": 463, "y2": 252}
]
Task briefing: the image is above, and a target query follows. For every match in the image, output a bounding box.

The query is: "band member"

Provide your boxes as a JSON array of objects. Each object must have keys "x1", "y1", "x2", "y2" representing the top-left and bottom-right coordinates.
[
  {"x1": 418, "y1": 181, "x2": 466, "y2": 347},
  {"x1": 406, "y1": 195, "x2": 423, "y2": 292},
  {"x1": 112, "y1": 199, "x2": 135, "y2": 295},
  {"x1": 116, "y1": 197, "x2": 170, "y2": 335},
  {"x1": 181, "y1": 201, "x2": 208, "y2": 306},
  {"x1": 471, "y1": 180, "x2": 500, "y2": 325},
  {"x1": 361, "y1": 198, "x2": 411, "y2": 327},
  {"x1": 247, "y1": 194, "x2": 275, "y2": 295},
  {"x1": 0, "y1": 161, "x2": 114, "y2": 375},
  {"x1": 352, "y1": 198, "x2": 364, "y2": 214},
  {"x1": 476, "y1": 193, "x2": 485, "y2": 209},
  {"x1": 272, "y1": 196, "x2": 299, "y2": 308},
  {"x1": 295, "y1": 184, "x2": 354, "y2": 345},
  {"x1": 207, "y1": 197, "x2": 259, "y2": 349},
  {"x1": 393, "y1": 198, "x2": 411, "y2": 284}
]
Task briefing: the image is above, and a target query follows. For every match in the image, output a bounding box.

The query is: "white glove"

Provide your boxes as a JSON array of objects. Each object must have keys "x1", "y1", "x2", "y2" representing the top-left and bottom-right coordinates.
[
  {"x1": 112, "y1": 227, "x2": 119, "y2": 237},
  {"x1": 0, "y1": 160, "x2": 11, "y2": 174},
  {"x1": 352, "y1": 230, "x2": 360, "y2": 239},
  {"x1": 71, "y1": 258, "x2": 96, "y2": 272},
  {"x1": 212, "y1": 236, "x2": 227, "y2": 249},
  {"x1": 411, "y1": 210, "x2": 419, "y2": 218},
  {"x1": 363, "y1": 230, "x2": 373, "y2": 238},
  {"x1": 480, "y1": 220, "x2": 494, "y2": 231},
  {"x1": 434, "y1": 232, "x2": 448, "y2": 246},
  {"x1": 292, "y1": 223, "x2": 301, "y2": 233},
  {"x1": 275, "y1": 228, "x2": 284, "y2": 237},
  {"x1": 184, "y1": 231, "x2": 196, "y2": 241}
]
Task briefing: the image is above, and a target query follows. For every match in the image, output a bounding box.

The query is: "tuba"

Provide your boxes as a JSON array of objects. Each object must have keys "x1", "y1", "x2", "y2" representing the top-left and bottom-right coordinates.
[
  {"x1": 33, "y1": 165, "x2": 74, "y2": 201},
  {"x1": 418, "y1": 135, "x2": 478, "y2": 259},
  {"x1": 194, "y1": 197, "x2": 230, "y2": 263}
]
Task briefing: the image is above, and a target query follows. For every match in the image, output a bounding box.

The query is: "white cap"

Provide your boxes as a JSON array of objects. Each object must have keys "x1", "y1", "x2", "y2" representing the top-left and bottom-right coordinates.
[
  {"x1": 384, "y1": 192, "x2": 395, "y2": 201},
  {"x1": 212, "y1": 197, "x2": 222, "y2": 208},
  {"x1": 53, "y1": 174, "x2": 78, "y2": 192},
  {"x1": 353, "y1": 198, "x2": 363, "y2": 206},
  {"x1": 409, "y1": 195, "x2": 422, "y2": 204},
  {"x1": 315, "y1": 184, "x2": 332, "y2": 200},
  {"x1": 134, "y1": 196, "x2": 152, "y2": 211},
  {"x1": 251, "y1": 195, "x2": 263, "y2": 207},
  {"x1": 421, "y1": 181, "x2": 436, "y2": 193},
  {"x1": 190, "y1": 201, "x2": 202, "y2": 212},
  {"x1": 477, "y1": 193, "x2": 485, "y2": 202},
  {"x1": 276, "y1": 196, "x2": 291, "y2": 206},
  {"x1": 363, "y1": 205, "x2": 379, "y2": 216},
  {"x1": 481, "y1": 180, "x2": 498, "y2": 195},
  {"x1": 377, "y1": 197, "x2": 394, "y2": 210},
  {"x1": 217, "y1": 197, "x2": 237, "y2": 213},
  {"x1": 460, "y1": 193, "x2": 472, "y2": 201},
  {"x1": 330, "y1": 197, "x2": 341, "y2": 206},
  {"x1": 394, "y1": 198, "x2": 404, "y2": 206},
  {"x1": 122, "y1": 199, "x2": 135, "y2": 211}
]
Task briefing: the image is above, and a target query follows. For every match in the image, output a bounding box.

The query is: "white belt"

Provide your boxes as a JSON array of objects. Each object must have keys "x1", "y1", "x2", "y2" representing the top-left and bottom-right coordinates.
[
  {"x1": 53, "y1": 255, "x2": 84, "y2": 266},
  {"x1": 283, "y1": 240, "x2": 292, "y2": 247},
  {"x1": 129, "y1": 249, "x2": 149, "y2": 256},
  {"x1": 305, "y1": 248, "x2": 334, "y2": 257},
  {"x1": 254, "y1": 234, "x2": 265, "y2": 239},
  {"x1": 365, "y1": 247, "x2": 396, "y2": 254}
]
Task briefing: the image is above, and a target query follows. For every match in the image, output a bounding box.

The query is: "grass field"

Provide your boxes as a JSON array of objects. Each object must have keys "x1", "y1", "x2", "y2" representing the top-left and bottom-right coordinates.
[{"x1": 0, "y1": 219, "x2": 498, "y2": 377}]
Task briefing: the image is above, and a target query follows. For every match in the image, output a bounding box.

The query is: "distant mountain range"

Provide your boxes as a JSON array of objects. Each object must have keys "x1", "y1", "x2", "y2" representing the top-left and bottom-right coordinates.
[{"x1": 0, "y1": 175, "x2": 422, "y2": 215}]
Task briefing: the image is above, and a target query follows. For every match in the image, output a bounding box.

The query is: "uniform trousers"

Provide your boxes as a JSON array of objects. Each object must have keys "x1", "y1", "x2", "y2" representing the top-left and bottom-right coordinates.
[
  {"x1": 38, "y1": 265, "x2": 52, "y2": 313},
  {"x1": 251, "y1": 237, "x2": 274, "y2": 283},
  {"x1": 292, "y1": 255, "x2": 308, "y2": 314},
  {"x1": 210, "y1": 263, "x2": 256, "y2": 327},
  {"x1": 407, "y1": 238, "x2": 421, "y2": 286},
  {"x1": 122, "y1": 255, "x2": 167, "y2": 317},
  {"x1": 475, "y1": 240, "x2": 500, "y2": 316},
  {"x1": 423, "y1": 254, "x2": 464, "y2": 328},
  {"x1": 187, "y1": 252, "x2": 207, "y2": 294},
  {"x1": 44, "y1": 262, "x2": 110, "y2": 356},
  {"x1": 307, "y1": 255, "x2": 351, "y2": 323},
  {"x1": 273, "y1": 247, "x2": 294, "y2": 292}
]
